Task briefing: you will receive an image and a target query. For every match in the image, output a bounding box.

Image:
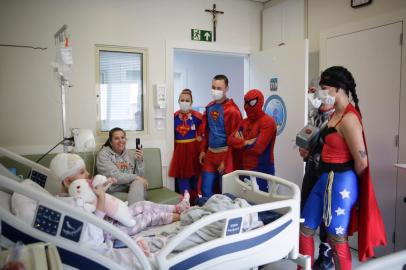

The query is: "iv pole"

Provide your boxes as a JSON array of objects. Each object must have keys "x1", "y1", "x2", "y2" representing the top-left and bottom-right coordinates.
[{"x1": 54, "y1": 25, "x2": 72, "y2": 152}]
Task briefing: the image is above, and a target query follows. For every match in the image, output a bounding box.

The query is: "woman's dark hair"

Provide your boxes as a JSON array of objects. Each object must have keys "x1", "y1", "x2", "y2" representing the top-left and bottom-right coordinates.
[
  {"x1": 103, "y1": 127, "x2": 126, "y2": 148},
  {"x1": 179, "y1": 88, "x2": 193, "y2": 103},
  {"x1": 213, "y1": 74, "x2": 229, "y2": 87},
  {"x1": 319, "y1": 66, "x2": 360, "y2": 114}
]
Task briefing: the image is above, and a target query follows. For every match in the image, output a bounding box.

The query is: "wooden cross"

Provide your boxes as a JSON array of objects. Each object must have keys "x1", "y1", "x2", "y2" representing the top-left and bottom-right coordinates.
[{"x1": 205, "y1": 4, "x2": 224, "y2": 42}]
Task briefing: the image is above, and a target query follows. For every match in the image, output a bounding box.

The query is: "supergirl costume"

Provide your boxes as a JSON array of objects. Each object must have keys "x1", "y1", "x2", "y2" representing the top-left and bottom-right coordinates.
[{"x1": 168, "y1": 110, "x2": 202, "y2": 201}]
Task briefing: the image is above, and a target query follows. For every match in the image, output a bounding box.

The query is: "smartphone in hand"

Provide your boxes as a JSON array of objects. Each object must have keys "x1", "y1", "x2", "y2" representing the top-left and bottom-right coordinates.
[{"x1": 136, "y1": 138, "x2": 141, "y2": 150}]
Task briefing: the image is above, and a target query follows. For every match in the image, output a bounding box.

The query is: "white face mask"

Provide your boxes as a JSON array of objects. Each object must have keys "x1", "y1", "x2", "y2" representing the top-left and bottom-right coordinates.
[
  {"x1": 318, "y1": 90, "x2": 336, "y2": 105},
  {"x1": 211, "y1": 89, "x2": 224, "y2": 101},
  {"x1": 179, "y1": 101, "x2": 191, "y2": 112},
  {"x1": 308, "y1": 93, "x2": 322, "y2": 109}
]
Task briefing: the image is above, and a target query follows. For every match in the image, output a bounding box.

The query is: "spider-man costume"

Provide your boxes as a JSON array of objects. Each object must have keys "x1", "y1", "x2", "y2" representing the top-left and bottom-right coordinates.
[
  {"x1": 169, "y1": 110, "x2": 202, "y2": 201},
  {"x1": 200, "y1": 98, "x2": 242, "y2": 197},
  {"x1": 229, "y1": 89, "x2": 277, "y2": 191}
]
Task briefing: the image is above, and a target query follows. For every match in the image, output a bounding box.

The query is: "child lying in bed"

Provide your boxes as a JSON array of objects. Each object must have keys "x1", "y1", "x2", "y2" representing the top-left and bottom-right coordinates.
[{"x1": 49, "y1": 153, "x2": 190, "y2": 242}]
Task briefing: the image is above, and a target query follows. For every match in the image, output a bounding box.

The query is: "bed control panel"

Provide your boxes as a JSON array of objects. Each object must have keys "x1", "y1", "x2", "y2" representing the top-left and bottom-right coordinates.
[
  {"x1": 30, "y1": 170, "x2": 47, "y2": 188},
  {"x1": 33, "y1": 205, "x2": 61, "y2": 236},
  {"x1": 60, "y1": 216, "x2": 83, "y2": 242}
]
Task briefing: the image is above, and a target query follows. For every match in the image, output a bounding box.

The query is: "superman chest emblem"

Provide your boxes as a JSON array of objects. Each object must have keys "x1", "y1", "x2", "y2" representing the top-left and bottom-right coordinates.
[
  {"x1": 211, "y1": 111, "x2": 220, "y2": 121},
  {"x1": 176, "y1": 124, "x2": 191, "y2": 137}
]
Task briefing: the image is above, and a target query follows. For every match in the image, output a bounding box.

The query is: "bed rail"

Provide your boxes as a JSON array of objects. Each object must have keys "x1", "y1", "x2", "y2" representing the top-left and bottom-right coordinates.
[
  {"x1": 0, "y1": 146, "x2": 59, "y2": 193},
  {"x1": 0, "y1": 147, "x2": 51, "y2": 176},
  {"x1": 0, "y1": 174, "x2": 151, "y2": 270},
  {"x1": 157, "y1": 170, "x2": 310, "y2": 270}
]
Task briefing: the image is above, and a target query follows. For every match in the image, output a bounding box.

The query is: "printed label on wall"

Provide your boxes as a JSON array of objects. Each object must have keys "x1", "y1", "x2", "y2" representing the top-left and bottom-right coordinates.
[{"x1": 270, "y1": 78, "x2": 278, "y2": 91}]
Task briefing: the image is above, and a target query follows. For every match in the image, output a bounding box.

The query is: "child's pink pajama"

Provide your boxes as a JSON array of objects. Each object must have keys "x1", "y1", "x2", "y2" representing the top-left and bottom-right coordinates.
[{"x1": 115, "y1": 201, "x2": 176, "y2": 235}]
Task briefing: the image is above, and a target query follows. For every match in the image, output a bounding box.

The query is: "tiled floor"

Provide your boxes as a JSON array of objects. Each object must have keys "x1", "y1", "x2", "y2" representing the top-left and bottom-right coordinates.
[{"x1": 262, "y1": 237, "x2": 363, "y2": 270}]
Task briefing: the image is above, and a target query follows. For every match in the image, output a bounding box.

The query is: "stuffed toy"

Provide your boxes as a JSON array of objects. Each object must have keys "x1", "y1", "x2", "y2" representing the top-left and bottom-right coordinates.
[{"x1": 68, "y1": 175, "x2": 136, "y2": 227}]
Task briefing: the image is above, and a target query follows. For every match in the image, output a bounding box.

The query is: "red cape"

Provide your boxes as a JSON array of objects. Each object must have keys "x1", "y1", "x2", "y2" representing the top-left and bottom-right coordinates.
[{"x1": 346, "y1": 104, "x2": 387, "y2": 261}]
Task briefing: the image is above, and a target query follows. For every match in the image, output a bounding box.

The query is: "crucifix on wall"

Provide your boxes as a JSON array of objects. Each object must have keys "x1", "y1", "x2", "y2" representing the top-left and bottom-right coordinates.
[{"x1": 205, "y1": 4, "x2": 224, "y2": 42}]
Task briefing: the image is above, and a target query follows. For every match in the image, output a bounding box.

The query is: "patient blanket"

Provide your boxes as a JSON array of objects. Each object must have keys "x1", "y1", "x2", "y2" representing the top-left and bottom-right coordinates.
[{"x1": 145, "y1": 194, "x2": 263, "y2": 253}]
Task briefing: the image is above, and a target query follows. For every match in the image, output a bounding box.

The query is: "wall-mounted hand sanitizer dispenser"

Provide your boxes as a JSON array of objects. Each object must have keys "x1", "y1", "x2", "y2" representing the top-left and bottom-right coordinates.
[{"x1": 154, "y1": 84, "x2": 167, "y2": 109}]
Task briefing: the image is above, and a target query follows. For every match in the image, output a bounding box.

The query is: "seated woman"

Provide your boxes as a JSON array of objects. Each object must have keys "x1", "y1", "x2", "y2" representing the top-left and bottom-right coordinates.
[{"x1": 97, "y1": 127, "x2": 148, "y2": 205}]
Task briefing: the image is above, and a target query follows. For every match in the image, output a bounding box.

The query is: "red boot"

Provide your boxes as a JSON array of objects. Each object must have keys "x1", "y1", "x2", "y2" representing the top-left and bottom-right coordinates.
[
  {"x1": 298, "y1": 232, "x2": 314, "y2": 269},
  {"x1": 329, "y1": 240, "x2": 352, "y2": 270}
]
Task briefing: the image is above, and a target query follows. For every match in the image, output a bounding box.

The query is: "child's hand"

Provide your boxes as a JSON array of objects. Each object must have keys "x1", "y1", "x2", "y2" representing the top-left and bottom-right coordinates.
[
  {"x1": 93, "y1": 181, "x2": 113, "y2": 198},
  {"x1": 107, "y1": 177, "x2": 117, "y2": 184}
]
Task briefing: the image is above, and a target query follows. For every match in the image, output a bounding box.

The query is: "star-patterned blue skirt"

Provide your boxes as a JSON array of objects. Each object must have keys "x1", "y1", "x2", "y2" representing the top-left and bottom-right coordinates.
[{"x1": 301, "y1": 169, "x2": 358, "y2": 236}]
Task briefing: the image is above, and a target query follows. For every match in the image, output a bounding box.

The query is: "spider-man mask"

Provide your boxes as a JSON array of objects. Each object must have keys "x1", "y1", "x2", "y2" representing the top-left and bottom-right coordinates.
[{"x1": 244, "y1": 89, "x2": 265, "y2": 121}]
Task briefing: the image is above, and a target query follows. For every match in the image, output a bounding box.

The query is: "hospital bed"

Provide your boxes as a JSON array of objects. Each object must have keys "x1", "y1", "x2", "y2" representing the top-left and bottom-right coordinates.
[{"x1": 0, "y1": 147, "x2": 310, "y2": 270}]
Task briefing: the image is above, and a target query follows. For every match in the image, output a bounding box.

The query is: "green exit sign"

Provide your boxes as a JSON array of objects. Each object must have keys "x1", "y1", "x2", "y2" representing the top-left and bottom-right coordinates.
[{"x1": 191, "y1": 29, "x2": 212, "y2": 42}]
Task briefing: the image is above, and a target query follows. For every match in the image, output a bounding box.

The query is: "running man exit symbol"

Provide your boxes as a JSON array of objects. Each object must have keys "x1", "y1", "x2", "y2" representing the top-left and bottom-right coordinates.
[{"x1": 191, "y1": 29, "x2": 212, "y2": 42}]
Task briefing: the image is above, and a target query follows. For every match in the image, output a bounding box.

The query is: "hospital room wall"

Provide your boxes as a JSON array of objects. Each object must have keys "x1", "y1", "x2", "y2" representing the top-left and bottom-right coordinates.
[
  {"x1": 307, "y1": 0, "x2": 406, "y2": 80},
  {"x1": 0, "y1": 0, "x2": 262, "y2": 167}
]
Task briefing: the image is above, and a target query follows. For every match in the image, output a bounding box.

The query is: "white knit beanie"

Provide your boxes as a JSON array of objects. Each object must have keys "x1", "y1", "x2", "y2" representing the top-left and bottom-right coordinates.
[{"x1": 49, "y1": 153, "x2": 86, "y2": 182}]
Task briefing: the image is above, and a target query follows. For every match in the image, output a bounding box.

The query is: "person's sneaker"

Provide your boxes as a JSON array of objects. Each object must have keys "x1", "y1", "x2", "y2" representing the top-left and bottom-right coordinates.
[{"x1": 313, "y1": 242, "x2": 334, "y2": 270}]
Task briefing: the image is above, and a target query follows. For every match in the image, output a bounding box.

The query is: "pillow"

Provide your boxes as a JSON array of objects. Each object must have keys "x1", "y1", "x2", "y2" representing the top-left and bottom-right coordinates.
[{"x1": 11, "y1": 179, "x2": 51, "y2": 224}]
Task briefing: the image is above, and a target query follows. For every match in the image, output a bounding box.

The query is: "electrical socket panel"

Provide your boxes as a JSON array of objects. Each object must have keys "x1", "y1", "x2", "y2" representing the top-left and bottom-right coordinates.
[{"x1": 154, "y1": 84, "x2": 167, "y2": 109}]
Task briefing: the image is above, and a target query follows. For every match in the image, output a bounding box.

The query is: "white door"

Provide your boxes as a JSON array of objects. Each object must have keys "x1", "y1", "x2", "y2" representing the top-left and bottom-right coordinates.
[
  {"x1": 323, "y1": 22, "x2": 402, "y2": 256},
  {"x1": 249, "y1": 40, "x2": 308, "y2": 189}
]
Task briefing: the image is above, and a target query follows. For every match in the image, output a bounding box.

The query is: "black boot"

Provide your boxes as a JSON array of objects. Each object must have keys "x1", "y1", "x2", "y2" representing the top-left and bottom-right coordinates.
[{"x1": 313, "y1": 242, "x2": 334, "y2": 270}]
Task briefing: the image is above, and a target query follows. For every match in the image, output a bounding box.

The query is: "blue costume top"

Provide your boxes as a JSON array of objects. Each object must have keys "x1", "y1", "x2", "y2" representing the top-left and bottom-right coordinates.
[
  {"x1": 206, "y1": 103, "x2": 227, "y2": 148},
  {"x1": 174, "y1": 112, "x2": 202, "y2": 141}
]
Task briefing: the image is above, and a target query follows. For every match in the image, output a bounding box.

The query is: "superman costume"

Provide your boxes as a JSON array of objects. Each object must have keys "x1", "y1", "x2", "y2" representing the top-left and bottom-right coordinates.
[
  {"x1": 229, "y1": 89, "x2": 277, "y2": 191},
  {"x1": 169, "y1": 110, "x2": 202, "y2": 200},
  {"x1": 300, "y1": 103, "x2": 386, "y2": 269},
  {"x1": 200, "y1": 98, "x2": 242, "y2": 197}
]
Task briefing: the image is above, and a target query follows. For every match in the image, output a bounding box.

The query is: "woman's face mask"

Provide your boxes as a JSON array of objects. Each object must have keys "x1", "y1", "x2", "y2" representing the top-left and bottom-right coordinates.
[
  {"x1": 211, "y1": 89, "x2": 224, "y2": 101},
  {"x1": 179, "y1": 101, "x2": 191, "y2": 112},
  {"x1": 318, "y1": 89, "x2": 336, "y2": 105}
]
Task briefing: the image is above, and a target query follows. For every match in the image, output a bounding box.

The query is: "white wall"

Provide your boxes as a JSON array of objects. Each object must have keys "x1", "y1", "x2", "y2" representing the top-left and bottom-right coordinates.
[
  {"x1": 174, "y1": 50, "x2": 245, "y2": 111},
  {"x1": 0, "y1": 0, "x2": 262, "y2": 156},
  {"x1": 308, "y1": 0, "x2": 406, "y2": 79},
  {"x1": 262, "y1": 0, "x2": 305, "y2": 50}
]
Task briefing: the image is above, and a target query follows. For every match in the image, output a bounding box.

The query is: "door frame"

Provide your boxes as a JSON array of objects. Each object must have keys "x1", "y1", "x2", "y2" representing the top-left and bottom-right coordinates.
[
  {"x1": 164, "y1": 40, "x2": 250, "y2": 189},
  {"x1": 320, "y1": 9, "x2": 406, "y2": 252}
]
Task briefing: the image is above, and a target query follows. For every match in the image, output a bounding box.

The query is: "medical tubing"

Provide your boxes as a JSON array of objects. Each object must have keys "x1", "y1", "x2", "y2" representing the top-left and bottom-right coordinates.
[{"x1": 35, "y1": 139, "x2": 69, "y2": 163}]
